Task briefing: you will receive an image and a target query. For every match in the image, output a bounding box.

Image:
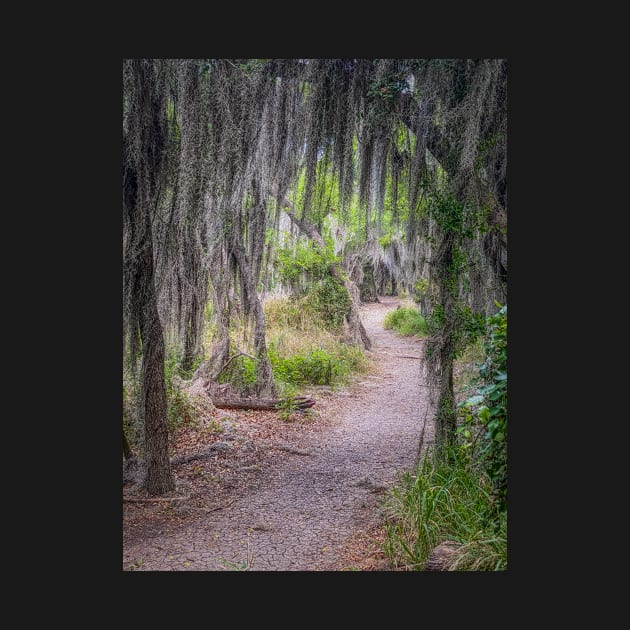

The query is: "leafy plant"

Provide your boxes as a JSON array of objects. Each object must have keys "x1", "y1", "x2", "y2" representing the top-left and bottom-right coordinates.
[
  {"x1": 268, "y1": 344, "x2": 363, "y2": 388},
  {"x1": 276, "y1": 239, "x2": 334, "y2": 285},
  {"x1": 457, "y1": 303, "x2": 507, "y2": 513},
  {"x1": 383, "y1": 306, "x2": 427, "y2": 337},
  {"x1": 275, "y1": 395, "x2": 301, "y2": 422},
  {"x1": 125, "y1": 559, "x2": 145, "y2": 571}
]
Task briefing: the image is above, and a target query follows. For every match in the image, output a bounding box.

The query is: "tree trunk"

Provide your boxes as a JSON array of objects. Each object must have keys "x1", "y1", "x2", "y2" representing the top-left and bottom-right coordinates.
[
  {"x1": 282, "y1": 200, "x2": 371, "y2": 350},
  {"x1": 123, "y1": 429, "x2": 134, "y2": 460},
  {"x1": 139, "y1": 211, "x2": 175, "y2": 496},
  {"x1": 181, "y1": 293, "x2": 199, "y2": 374},
  {"x1": 360, "y1": 264, "x2": 380, "y2": 303},
  {"x1": 434, "y1": 234, "x2": 457, "y2": 449},
  {"x1": 123, "y1": 59, "x2": 175, "y2": 497},
  {"x1": 231, "y1": 241, "x2": 277, "y2": 398}
]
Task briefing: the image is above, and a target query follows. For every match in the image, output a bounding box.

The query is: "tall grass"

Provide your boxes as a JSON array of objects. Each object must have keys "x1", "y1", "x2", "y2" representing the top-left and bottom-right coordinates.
[
  {"x1": 264, "y1": 295, "x2": 367, "y2": 394},
  {"x1": 383, "y1": 306, "x2": 427, "y2": 337},
  {"x1": 383, "y1": 447, "x2": 507, "y2": 571}
]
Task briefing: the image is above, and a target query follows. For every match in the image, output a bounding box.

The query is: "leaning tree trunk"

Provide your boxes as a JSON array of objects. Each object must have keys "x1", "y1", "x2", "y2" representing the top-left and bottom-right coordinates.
[
  {"x1": 282, "y1": 200, "x2": 371, "y2": 350},
  {"x1": 200, "y1": 246, "x2": 232, "y2": 380}
]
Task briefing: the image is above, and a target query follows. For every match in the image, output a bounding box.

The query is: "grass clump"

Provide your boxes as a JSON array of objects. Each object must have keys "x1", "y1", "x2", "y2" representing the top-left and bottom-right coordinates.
[
  {"x1": 383, "y1": 447, "x2": 507, "y2": 571},
  {"x1": 383, "y1": 306, "x2": 427, "y2": 337}
]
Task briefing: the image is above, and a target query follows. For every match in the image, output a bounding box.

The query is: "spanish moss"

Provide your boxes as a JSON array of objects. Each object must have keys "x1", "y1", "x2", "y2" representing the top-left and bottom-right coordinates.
[{"x1": 123, "y1": 58, "x2": 507, "y2": 493}]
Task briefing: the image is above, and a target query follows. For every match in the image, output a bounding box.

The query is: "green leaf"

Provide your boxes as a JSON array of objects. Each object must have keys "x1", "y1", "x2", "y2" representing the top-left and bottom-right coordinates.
[
  {"x1": 488, "y1": 389, "x2": 504, "y2": 401},
  {"x1": 463, "y1": 394, "x2": 484, "y2": 407}
]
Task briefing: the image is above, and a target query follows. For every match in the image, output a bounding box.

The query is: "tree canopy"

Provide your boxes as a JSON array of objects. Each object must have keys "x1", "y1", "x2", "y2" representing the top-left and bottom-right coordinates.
[{"x1": 123, "y1": 58, "x2": 507, "y2": 494}]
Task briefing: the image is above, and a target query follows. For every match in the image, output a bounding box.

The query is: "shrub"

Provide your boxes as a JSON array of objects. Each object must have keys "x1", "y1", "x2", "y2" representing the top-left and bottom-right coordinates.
[
  {"x1": 302, "y1": 277, "x2": 351, "y2": 330},
  {"x1": 383, "y1": 306, "x2": 427, "y2": 337},
  {"x1": 268, "y1": 343, "x2": 365, "y2": 388}
]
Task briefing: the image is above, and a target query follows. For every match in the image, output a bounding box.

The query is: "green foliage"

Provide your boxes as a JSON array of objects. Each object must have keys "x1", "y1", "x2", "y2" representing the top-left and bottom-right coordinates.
[
  {"x1": 383, "y1": 306, "x2": 427, "y2": 337},
  {"x1": 275, "y1": 395, "x2": 302, "y2": 422},
  {"x1": 475, "y1": 132, "x2": 503, "y2": 176},
  {"x1": 268, "y1": 343, "x2": 365, "y2": 388},
  {"x1": 413, "y1": 278, "x2": 429, "y2": 299},
  {"x1": 429, "y1": 190, "x2": 466, "y2": 235},
  {"x1": 123, "y1": 346, "x2": 205, "y2": 444},
  {"x1": 458, "y1": 304, "x2": 507, "y2": 513},
  {"x1": 425, "y1": 304, "x2": 445, "y2": 334},
  {"x1": 273, "y1": 246, "x2": 352, "y2": 328},
  {"x1": 125, "y1": 559, "x2": 145, "y2": 571},
  {"x1": 217, "y1": 353, "x2": 257, "y2": 394},
  {"x1": 276, "y1": 239, "x2": 333, "y2": 285},
  {"x1": 383, "y1": 447, "x2": 507, "y2": 571},
  {"x1": 263, "y1": 294, "x2": 367, "y2": 397},
  {"x1": 452, "y1": 306, "x2": 486, "y2": 359},
  {"x1": 219, "y1": 543, "x2": 254, "y2": 570},
  {"x1": 302, "y1": 277, "x2": 351, "y2": 329}
]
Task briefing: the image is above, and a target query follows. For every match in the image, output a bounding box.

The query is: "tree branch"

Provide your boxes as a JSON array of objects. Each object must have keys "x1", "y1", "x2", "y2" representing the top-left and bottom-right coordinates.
[{"x1": 215, "y1": 350, "x2": 257, "y2": 379}]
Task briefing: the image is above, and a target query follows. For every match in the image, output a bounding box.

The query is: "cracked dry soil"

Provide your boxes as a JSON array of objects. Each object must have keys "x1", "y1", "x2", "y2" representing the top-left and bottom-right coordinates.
[{"x1": 123, "y1": 297, "x2": 433, "y2": 571}]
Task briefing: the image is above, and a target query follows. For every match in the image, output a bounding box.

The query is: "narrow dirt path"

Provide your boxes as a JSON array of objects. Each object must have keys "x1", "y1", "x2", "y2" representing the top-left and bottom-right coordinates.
[{"x1": 123, "y1": 297, "x2": 433, "y2": 570}]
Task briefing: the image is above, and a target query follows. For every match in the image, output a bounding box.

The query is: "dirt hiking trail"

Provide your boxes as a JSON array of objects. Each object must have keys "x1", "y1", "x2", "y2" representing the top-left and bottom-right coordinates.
[{"x1": 123, "y1": 296, "x2": 433, "y2": 571}]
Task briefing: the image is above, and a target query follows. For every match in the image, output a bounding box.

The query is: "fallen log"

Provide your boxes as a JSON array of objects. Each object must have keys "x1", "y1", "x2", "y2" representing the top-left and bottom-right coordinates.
[
  {"x1": 123, "y1": 495, "x2": 190, "y2": 503},
  {"x1": 213, "y1": 396, "x2": 315, "y2": 411}
]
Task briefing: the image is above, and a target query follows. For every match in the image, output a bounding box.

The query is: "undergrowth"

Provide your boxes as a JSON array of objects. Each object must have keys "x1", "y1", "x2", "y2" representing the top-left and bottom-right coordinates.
[
  {"x1": 264, "y1": 295, "x2": 367, "y2": 394},
  {"x1": 383, "y1": 306, "x2": 427, "y2": 337},
  {"x1": 383, "y1": 447, "x2": 507, "y2": 571}
]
